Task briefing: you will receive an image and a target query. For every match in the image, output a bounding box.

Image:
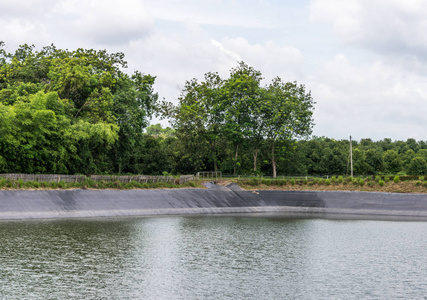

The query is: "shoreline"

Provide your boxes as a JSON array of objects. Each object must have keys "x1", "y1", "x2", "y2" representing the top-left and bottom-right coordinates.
[{"x1": 1, "y1": 185, "x2": 427, "y2": 221}]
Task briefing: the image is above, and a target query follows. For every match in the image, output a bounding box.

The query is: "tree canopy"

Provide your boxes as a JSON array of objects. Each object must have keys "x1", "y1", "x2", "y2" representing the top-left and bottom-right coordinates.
[
  {"x1": 0, "y1": 43, "x2": 157, "y2": 174},
  {"x1": 2, "y1": 43, "x2": 427, "y2": 177},
  {"x1": 162, "y1": 62, "x2": 315, "y2": 177}
]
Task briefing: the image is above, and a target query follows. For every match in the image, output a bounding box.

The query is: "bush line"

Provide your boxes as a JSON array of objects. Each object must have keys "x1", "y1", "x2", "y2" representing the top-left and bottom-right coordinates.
[{"x1": 0, "y1": 178, "x2": 200, "y2": 190}]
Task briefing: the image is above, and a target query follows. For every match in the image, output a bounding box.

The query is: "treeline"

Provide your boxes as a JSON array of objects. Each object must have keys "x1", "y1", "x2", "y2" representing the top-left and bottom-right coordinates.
[
  {"x1": 1, "y1": 43, "x2": 426, "y2": 177},
  {"x1": 0, "y1": 43, "x2": 157, "y2": 174},
  {"x1": 141, "y1": 128, "x2": 427, "y2": 176},
  {"x1": 160, "y1": 62, "x2": 315, "y2": 177}
]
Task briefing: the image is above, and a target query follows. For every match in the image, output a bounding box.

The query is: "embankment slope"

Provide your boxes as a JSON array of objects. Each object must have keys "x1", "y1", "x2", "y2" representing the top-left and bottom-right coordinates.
[{"x1": 1, "y1": 183, "x2": 427, "y2": 221}]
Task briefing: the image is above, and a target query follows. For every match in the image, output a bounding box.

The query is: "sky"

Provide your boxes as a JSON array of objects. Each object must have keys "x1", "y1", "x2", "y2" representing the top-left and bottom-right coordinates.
[{"x1": 1, "y1": 0, "x2": 427, "y2": 141}]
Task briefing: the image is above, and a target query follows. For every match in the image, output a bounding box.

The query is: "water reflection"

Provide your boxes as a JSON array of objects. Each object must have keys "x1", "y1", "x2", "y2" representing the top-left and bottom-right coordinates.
[{"x1": 0, "y1": 218, "x2": 426, "y2": 299}]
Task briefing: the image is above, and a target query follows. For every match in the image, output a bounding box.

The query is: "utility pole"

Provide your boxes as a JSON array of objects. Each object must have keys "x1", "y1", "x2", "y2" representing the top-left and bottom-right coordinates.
[{"x1": 350, "y1": 135, "x2": 353, "y2": 178}]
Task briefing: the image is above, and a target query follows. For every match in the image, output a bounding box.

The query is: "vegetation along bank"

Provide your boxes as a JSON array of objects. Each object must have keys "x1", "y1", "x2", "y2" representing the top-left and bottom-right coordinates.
[{"x1": 1, "y1": 43, "x2": 427, "y2": 178}]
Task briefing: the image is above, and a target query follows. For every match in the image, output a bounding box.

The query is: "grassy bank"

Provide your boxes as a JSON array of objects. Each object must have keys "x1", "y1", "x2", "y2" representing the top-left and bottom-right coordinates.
[
  {"x1": 0, "y1": 178, "x2": 204, "y2": 190},
  {"x1": 2, "y1": 175, "x2": 427, "y2": 194},
  {"x1": 228, "y1": 176, "x2": 427, "y2": 194}
]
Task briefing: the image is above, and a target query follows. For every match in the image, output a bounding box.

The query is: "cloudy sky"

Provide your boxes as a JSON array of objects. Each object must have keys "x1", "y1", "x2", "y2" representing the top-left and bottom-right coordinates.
[{"x1": 1, "y1": 0, "x2": 426, "y2": 141}]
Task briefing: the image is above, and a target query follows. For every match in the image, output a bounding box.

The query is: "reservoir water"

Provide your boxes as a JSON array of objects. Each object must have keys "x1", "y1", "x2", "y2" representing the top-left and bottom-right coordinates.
[{"x1": 0, "y1": 216, "x2": 426, "y2": 299}]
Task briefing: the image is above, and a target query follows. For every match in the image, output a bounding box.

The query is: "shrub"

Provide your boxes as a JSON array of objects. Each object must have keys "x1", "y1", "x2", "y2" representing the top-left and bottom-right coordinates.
[
  {"x1": 352, "y1": 179, "x2": 359, "y2": 186},
  {"x1": 290, "y1": 179, "x2": 295, "y2": 185},
  {"x1": 331, "y1": 176, "x2": 337, "y2": 184},
  {"x1": 303, "y1": 179, "x2": 308, "y2": 185},
  {"x1": 22, "y1": 181, "x2": 31, "y2": 188},
  {"x1": 32, "y1": 181, "x2": 40, "y2": 188},
  {"x1": 419, "y1": 176, "x2": 425, "y2": 181},
  {"x1": 278, "y1": 179, "x2": 287, "y2": 186},
  {"x1": 423, "y1": 182, "x2": 427, "y2": 188},
  {"x1": 367, "y1": 181, "x2": 374, "y2": 187},
  {"x1": 415, "y1": 181, "x2": 423, "y2": 186},
  {"x1": 188, "y1": 181, "x2": 196, "y2": 187},
  {"x1": 318, "y1": 179, "x2": 324, "y2": 185},
  {"x1": 359, "y1": 179, "x2": 365, "y2": 186},
  {"x1": 124, "y1": 183, "x2": 133, "y2": 189},
  {"x1": 249, "y1": 178, "x2": 260, "y2": 186},
  {"x1": 393, "y1": 176, "x2": 400, "y2": 183},
  {"x1": 337, "y1": 176, "x2": 344, "y2": 183},
  {"x1": 379, "y1": 180, "x2": 385, "y2": 187},
  {"x1": 114, "y1": 181, "x2": 122, "y2": 189},
  {"x1": 384, "y1": 176, "x2": 390, "y2": 183},
  {"x1": 261, "y1": 179, "x2": 272, "y2": 186},
  {"x1": 325, "y1": 179, "x2": 331, "y2": 185}
]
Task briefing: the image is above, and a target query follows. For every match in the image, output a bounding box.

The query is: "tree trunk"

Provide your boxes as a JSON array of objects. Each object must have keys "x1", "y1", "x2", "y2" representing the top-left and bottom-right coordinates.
[
  {"x1": 210, "y1": 140, "x2": 218, "y2": 171},
  {"x1": 271, "y1": 141, "x2": 277, "y2": 178},
  {"x1": 253, "y1": 148, "x2": 258, "y2": 173},
  {"x1": 234, "y1": 143, "x2": 239, "y2": 176}
]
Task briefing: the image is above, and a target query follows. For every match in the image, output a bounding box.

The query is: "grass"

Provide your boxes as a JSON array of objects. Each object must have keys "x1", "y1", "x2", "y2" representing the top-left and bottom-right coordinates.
[
  {"x1": 2, "y1": 175, "x2": 427, "y2": 194},
  {"x1": 0, "y1": 178, "x2": 204, "y2": 190},
  {"x1": 230, "y1": 177, "x2": 427, "y2": 194}
]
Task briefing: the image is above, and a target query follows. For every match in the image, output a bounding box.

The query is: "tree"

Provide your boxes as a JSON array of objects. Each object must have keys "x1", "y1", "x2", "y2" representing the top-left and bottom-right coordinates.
[
  {"x1": 264, "y1": 78, "x2": 314, "y2": 178},
  {"x1": 146, "y1": 124, "x2": 174, "y2": 138},
  {"x1": 407, "y1": 157, "x2": 427, "y2": 175},
  {"x1": 216, "y1": 62, "x2": 263, "y2": 175},
  {"x1": 383, "y1": 150, "x2": 403, "y2": 174},
  {"x1": 163, "y1": 72, "x2": 223, "y2": 172},
  {"x1": 0, "y1": 43, "x2": 157, "y2": 174},
  {"x1": 365, "y1": 148, "x2": 385, "y2": 174},
  {"x1": 109, "y1": 72, "x2": 158, "y2": 173}
]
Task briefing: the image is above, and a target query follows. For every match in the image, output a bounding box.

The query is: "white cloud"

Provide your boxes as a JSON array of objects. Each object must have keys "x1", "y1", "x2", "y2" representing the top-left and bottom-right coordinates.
[
  {"x1": 310, "y1": 0, "x2": 427, "y2": 58},
  {"x1": 53, "y1": 0, "x2": 154, "y2": 45},
  {"x1": 0, "y1": 0, "x2": 55, "y2": 48},
  {"x1": 0, "y1": 0, "x2": 57, "y2": 17},
  {"x1": 310, "y1": 54, "x2": 427, "y2": 140},
  {"x1": 146, "y1": 0, "x2": 277, "y2": 29},
  {"x1": 1, "y1": 0, "x2": 427, "y2": 140},
  {"x1": 126, "y1": 26, "x2": 304, "y2": 104},
  {"x1": 218, "y1": 38, "x2": 304, "y2": 82}
]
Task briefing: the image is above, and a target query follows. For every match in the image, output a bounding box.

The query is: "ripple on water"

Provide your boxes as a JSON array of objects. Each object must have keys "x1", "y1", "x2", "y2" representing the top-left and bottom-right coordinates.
[{"x1": 0, "y1": 217, "x2": 426, "y2": 299}]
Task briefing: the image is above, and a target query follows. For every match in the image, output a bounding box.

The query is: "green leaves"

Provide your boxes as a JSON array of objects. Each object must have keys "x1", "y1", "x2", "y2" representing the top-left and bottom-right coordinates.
[
  {"x1": 0, "y1": 43, "x2": 157, "y2": 174},
  {"x1": 164, "y1": 61, "x2": 315, "y2": 176}
]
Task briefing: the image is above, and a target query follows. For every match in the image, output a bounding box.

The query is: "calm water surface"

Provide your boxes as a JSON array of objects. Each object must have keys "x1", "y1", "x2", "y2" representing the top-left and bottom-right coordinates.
[{"x1": 0, "y1": 216, "x2": 426, "y2": 299}]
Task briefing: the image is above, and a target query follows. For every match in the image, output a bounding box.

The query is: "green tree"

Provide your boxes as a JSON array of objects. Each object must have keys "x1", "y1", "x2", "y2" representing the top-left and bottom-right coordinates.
[
  {"x1": 164, "y1": 72, "x2": 223, "y2": 172},
  {"x1": 217, "y1": 62, "x2": 262, "y2": 175},
  {"x1": 407, "y1": 157, "x2": 427, "y2": 175},
  {"x1": 264, "y1": 78, "x2": 314, "y2": 178},
  {"x1": 0, "y1": 43, "x2": 156, "y2": 174},
  {"x1": 365, "y1": 148, "x2": 385, "y2": 174},
  {"x1": 383, "y1": 150, "x2": 403, "y2": 174},
  {"x1": 146, "y1": 124, "x2": 175, "y2": 138},
  {"x1": 109, "y1": 72, "x2": 158, "y2": 173}
]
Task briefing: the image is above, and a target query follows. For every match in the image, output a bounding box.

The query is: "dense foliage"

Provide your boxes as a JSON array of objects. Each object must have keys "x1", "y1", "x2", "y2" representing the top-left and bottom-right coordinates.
[
  {"x1": 2, "y1": 43, "x2": 427, "y2": 177},
  {"x1": 143, "y1": 128, "x2": 427, "y2": 176},
  {"x1": 161, "y1": 62, "x2": 315, "y2": 177},
  {"x1": 0, "y1": 43, "x2": 157, "y2": 174}
]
